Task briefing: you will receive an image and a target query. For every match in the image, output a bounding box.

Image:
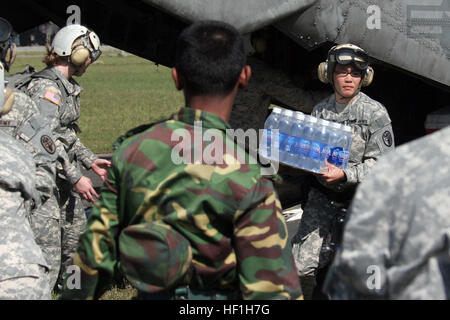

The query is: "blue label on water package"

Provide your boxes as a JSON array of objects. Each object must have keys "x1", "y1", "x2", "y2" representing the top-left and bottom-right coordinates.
[
  {"x1": 297, "y1": 138, "x2": 311, "y2": 156},
  {"x1": 310, "y1": 141, "x2": 321, "y2": 160},
  {"x1": 328, "y1": 147, "x2": 342, "y2": 165},
  {"x1": 283, "y1": 135, "x2": 296, "y2": 153},
  {"x1": 279, "y1": 132, "x2": 288, "y2": 150}
]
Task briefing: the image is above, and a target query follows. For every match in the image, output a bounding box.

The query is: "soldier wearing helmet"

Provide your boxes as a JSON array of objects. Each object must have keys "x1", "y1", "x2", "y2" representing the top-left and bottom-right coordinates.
[
  {"x1": 26, "y1": 24, "x2": 111, "y2": 290},
  {"x1": 61, "y1": 20, "x2": 302, "y2": 300},
  {"x1": 0, "y1": 17, "x2": 51, "y2": 299},
  {"x1": 291, "y1": 43, "x2": 395, "y2": 299},
  {"x1": 0, "y1": 16, "x2": 68, "y2": 291}
]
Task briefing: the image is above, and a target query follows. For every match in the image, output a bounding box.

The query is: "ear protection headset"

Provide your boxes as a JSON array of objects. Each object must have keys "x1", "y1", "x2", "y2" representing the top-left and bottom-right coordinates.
[
  {"x1": 52, "y1": 24, "x2": 102, "y2": 67},
  {"x1": 70, "y1": 38, "x2": 91, "y2": 66},
  {"x1": 317, "y1": 44, "x2": 374, "y2": 87}
]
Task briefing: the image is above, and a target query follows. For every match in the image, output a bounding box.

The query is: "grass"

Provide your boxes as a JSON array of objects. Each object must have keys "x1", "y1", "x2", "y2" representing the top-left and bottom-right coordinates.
[
  {"x1": 10, "y1": 53, "x2": 184, "y2": 154},
  {"x1": 11, "y1": 53, "x2": 179, "y2": 299}
]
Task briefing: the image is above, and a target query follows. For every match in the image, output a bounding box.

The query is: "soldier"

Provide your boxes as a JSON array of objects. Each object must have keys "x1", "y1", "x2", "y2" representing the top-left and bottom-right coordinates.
[
  {"x1": 61, "y1": 20, "x2": 302, "y2": 300},
  {"x1": 291, "y1": 44, "x2": 395, "y2": 299},
  {"x1": 324, "y1": 125, "x2": 450, "y2": 299},
  {"x1": 0, "y1": 57, "x2": 50, "y2": 299},
  {"x1": 0, "y1": 17, "x2": 61, "y2": 289},
  {"x1": 26, "y1": 24, "x2": 111, "y2": 289}
]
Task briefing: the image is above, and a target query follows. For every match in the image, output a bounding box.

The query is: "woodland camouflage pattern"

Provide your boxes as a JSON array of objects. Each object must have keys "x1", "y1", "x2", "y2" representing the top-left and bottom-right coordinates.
[
  {"x1": 119, "y1": 220, "x2": 193, "y2": 293},
  {"x1": 61, "y1": 107, "x2": 302, "y2": 300},
  {"x1": 292, "y1": 91, "x2": 395, "y2": 280},
  {"x1": 325, "y1": 125, "x2": 450, "y2": 299},
  {"x1": 0, "y1": 130, "x2": 50, "y2": 299},
  {"x1": 27, "y1": 66, "x2": 96, "y2": 283},
  {"x1": 0, "y1": 88, "x2": 61, "y2": 288}
]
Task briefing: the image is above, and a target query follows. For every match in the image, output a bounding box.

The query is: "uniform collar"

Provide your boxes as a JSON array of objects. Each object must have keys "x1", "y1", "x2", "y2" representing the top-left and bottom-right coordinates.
[
  {"x1": 50, "y1": 66, "x2": 83, "y2": 95},
  {"x1": 332, "y1": 91, "x2": 363, "y2": 115},
  {"x1": 171, "y1": 107, "x2": 232, "y2": 132}
]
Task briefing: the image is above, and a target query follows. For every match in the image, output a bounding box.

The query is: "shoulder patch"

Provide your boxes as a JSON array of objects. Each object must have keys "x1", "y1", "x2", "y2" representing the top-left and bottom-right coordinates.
[
  {"x1": 43, "y1": 89, "x2": 61, "y2": 105},
  {"x1": 41, "y1": 135, "x2": 56, "y2": 154},
  {"x1": 382, "y1": 131, "x2": 393, "y2": 147}
]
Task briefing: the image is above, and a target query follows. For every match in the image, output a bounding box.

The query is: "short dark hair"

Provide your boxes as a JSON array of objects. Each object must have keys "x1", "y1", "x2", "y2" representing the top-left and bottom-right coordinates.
[{"x1": 175, "y1": 20, "x2": 246, "y2": 96}]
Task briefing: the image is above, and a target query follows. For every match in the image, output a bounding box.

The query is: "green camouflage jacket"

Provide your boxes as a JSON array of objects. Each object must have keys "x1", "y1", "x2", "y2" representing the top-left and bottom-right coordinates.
[{"x1": 62, "y1": 107, "x2": 301, "y2": 300}]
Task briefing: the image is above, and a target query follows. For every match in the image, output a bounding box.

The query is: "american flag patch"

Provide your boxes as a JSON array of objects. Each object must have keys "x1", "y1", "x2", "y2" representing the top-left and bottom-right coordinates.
[{"x1": 43, "y1": 90, "x2": 61, "y2": 105}]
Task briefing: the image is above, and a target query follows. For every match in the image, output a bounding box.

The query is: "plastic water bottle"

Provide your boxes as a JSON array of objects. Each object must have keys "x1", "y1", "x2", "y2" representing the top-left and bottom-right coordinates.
[
  {"x1": 338, "y1": 124, "x2": 352, "y2": 169},
  {"x1": 279, "y1": 109, "x2": 294, "y2": 163},
  {"x1": 290, "y1": 112, "x2": 306, "y2": 167},
  {"x1": 301, "y1": 116, "x2": 317, "y2": 171},
  {"x1": 260, "y1": 107, "x2": 282, "y2": 159},
  {"x1": 314, "y1": 119, "x2": 331, "y2": 172},
  {"x1": 327, "y1": 122, "x2": 342, "y2": 166},
  {"x1": 287, "y1": 111, "x2": 305, "y2": 167}
]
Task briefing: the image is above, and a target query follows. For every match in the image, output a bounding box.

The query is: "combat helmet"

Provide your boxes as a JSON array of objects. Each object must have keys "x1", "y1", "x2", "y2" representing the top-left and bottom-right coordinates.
[
  {"x1": 51, "y1": 24, "x2": 102, "y2": 66},
  {"x1": 318, "y1": 43, "x2": 374, "y2": 87},
  {"x1": 119, "y1": 220, "x2": 193, "y2": 293}
]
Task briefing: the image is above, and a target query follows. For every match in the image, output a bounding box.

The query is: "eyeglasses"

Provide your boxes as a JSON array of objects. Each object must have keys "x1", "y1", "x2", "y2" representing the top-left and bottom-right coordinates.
[{"x1": 334, "y1": 70, "x2": 362, "y2": 78}]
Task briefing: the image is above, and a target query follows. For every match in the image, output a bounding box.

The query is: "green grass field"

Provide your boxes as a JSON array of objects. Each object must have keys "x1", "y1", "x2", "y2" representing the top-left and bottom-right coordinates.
[
  {"x1": 11, "y1": 52, "x2": 184, "y2": 154},
  {"x1": 11, "y1": 52, "x2": 182, "y2": 299}
]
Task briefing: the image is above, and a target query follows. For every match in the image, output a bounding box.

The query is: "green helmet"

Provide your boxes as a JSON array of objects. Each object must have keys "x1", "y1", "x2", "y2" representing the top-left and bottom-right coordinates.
[{"x1": 119, "y1": 220, "x2": 193, "y2": 293}]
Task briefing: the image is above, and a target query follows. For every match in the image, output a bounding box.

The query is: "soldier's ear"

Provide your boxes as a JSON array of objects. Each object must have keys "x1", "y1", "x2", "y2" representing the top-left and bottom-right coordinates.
[
  {"x1": 172, "y1": 67, "x2": 184, "y2": 91},
  {"x1": 238, "y1": 65, "x2": 251, "y2": 89}
]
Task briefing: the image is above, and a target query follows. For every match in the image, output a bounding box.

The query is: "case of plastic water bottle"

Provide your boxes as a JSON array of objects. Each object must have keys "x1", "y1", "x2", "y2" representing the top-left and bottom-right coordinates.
[{"x1": 259, "y1": 108, "x2": 352, "y2": 173}]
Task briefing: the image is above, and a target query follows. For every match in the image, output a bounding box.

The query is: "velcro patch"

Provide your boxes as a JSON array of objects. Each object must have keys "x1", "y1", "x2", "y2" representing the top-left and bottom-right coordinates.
[
  {"x1": 41, "y1": 135, "x2": 56, "y2": 154},
  {"x1": 382, "y1": 131, "x2": 393, "y2": 147},
  {"x1": 43, "y1": 90, "x2": 61, "y2": 105}
]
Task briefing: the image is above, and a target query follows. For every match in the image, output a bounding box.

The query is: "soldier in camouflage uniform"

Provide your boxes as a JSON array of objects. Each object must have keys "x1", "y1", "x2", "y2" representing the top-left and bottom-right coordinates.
[
  {"x1": 27, "y1": 24, "x2": 111, "y2": 288},
  {"x1": 61, "y1": 20, "x2": 302, "y2": 300},
  {"x1": 324, "y1": 125, "x2": 450, "y2": 299},
  {"x1": 291, "y1": 44, "x2": 395, "y2": 299},
  {"x1": 0, "y1": 17, "x2": 61, "y2": 289},
  {"x1": 0, "y1": 58, "x2": 50, "y2": 299}
]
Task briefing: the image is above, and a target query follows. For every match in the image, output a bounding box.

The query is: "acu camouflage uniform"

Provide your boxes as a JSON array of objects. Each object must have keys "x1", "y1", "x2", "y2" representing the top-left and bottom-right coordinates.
[
  {"x1": 228, "y1": 57, "x2": 328, "y2": 132},
  {"x1": 0, "y1": 86, "x2": 61, "y2": 289},
  {"x1": 0, "y1": 130, "x2": 50, "y2": 299},
  {"x1": 27, "y1": 66, "x2": 98, "y2": 285},
  {"x1": 61, "y1": 107, "x2": 302, "y2": 300},
  {"x1": 291, "y1": 91, "x2": 394, "y2": 296},
  {"x1": 325, "y1": 125, "x2": 450, "y2": 299}
]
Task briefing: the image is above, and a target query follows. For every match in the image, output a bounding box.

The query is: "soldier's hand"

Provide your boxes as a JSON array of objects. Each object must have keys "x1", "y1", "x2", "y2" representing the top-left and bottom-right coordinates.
[
  {"x1": 75, "y1": 176, "x2": 99, "y2": 203},
  {"x1": 91, "y1": 158, "x2": 111, "y2": 181},
  {"x1": 320, "y1": 159, "x2": 346, "y2": 183}
]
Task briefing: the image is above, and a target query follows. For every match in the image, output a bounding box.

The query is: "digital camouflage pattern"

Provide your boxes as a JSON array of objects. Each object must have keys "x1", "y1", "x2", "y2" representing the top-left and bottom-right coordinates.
[
  {"x1": 27, "y1": 66, "x2": 97, "y2": 184},
  {"x1": 324, "y1": 125, "x2": 450, "y2": 300},
  {"x1": 0, "y1": 130, "x2": 50, "y2": 300},
  {"x1": 27, "y1": 66, "x2": 96, "y2": 285},
  {"x1": 119, "y1": 220, "x2": 193, "y2": 293},
  {"x1": 228, "y1": 57, "x2": 328, "y2": 132},
  {"x1": 61, "y1": 107, "x2": 302, "y2": 300},
  {"x1": 0, "y1": 88, "x2": 61, "y2": 288},
  {"x1": 292, "y1": 91, "x2": 395, "y2": 286}
]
